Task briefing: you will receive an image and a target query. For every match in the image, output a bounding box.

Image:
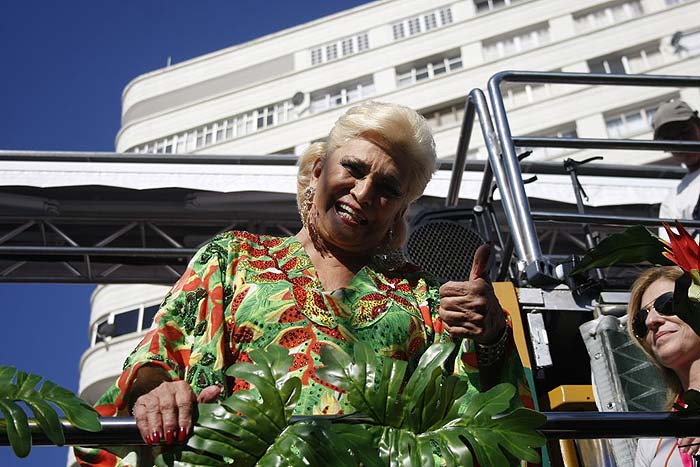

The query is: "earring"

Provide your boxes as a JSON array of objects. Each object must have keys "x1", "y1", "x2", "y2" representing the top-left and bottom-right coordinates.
[
  {"x1": 300, "y1": 186, "x2": 330, "y2": 257},
  {"x1": 300, "y1": 186, "x2": 315, "y2": 227}
]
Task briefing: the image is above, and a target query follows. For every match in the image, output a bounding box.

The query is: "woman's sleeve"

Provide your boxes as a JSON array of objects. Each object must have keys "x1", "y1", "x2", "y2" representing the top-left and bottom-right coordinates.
[{"x1": 95, "y1": 234, "x2": 235, "y2": 416}]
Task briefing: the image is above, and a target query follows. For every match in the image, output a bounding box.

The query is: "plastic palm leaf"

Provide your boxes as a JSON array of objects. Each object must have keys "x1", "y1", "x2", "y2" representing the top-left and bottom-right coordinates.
[
  {"x1": 570, "y1": 225, "x2": 671, "y2": 275},
  {"x1": 0, "y1": 365, "x2": 101, "y2": 458},
  {"x1": 317, "y1": 342, "x2": 545, "y2": 467},
  {"x1": 157, "y1": 344, "x2": 378, "y2": 467}
]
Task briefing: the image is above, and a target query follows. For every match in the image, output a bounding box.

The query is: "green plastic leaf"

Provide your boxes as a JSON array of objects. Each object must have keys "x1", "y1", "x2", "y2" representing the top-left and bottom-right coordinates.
[
  {"x1": 0, "y1": 399, "x2": 30, "y2": 458},
  {"x1": 570, "y1": 225, "x2": 671, "y2": 275},
  {"x1": 488, "y1": 408, "x2": 547, "y2": 462},
  {"x1": 0, "y1": 365, "x2": 101, "y2": 458},
  {"x1": 24, "y1": 397, "x2": 64, "y2": 446},
  {"x1": 461, "y1": 383, "x2": 515, "y2": 421},
  {"x1": 157, "y1": 343, "x2": 544, "y2": 467}
]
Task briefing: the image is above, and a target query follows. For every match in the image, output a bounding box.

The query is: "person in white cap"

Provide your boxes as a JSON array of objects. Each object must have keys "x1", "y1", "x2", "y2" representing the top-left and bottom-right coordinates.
[{"x1": 655, "y1": 100, "x2": 700, "y2": 226}]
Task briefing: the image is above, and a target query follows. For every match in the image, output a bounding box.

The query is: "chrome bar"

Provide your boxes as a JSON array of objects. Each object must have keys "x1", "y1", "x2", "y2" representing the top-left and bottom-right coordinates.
[
  {"x1": 486, "y1": 70, "x2": 700, "y2": 284},
  {"x1": 4, "y1": 413, "x2": 700, "y2": 447},
  {"x1": 515, "y1": 136, "x2": 700, "y2": 152},
  {"x1": 445, "y1": 88, "x2": 528, "y2": 260},
  {"x1": 531, "y1": 212, "x2": 700, "y2": 228},
  {"x1": 445, "y1": 92, "x2": 477, "y2": 207},
  {"x1": 489, "y1": 74, "x2": 543, "y2": 267},
  {"x1": 472, "y1": 89, "x2": 528, "y2": 261},
  {"x1": 495, "y1": 70, "x2": 700, "y2": 87},
  {"x1": 0, "y1": 246, "x2": 197, "y2": 256},
  {"x1": 0, "y1": 150, "x2": 300, "y2": 165}
]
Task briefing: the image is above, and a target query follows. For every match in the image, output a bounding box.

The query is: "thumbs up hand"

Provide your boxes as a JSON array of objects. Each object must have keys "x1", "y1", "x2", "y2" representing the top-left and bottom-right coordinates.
[{"x1": 438, "y1": 244, "x2": 506, "y2": 345}]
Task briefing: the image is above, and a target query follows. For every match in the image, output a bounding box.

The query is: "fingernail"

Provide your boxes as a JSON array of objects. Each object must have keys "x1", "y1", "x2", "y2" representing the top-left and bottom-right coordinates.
[
  {"x1": 145, "y1": 434, "x2": 153, "y2": 445},
  {"x1": 178, "y1": 426, "x2": 187, "y2": 443},
  {"x1": 166, "y1": 429, "x2": 175, "y2": 445},
  {"x1": 152, "y1": 431, "x2": 161, "y2": 444}
]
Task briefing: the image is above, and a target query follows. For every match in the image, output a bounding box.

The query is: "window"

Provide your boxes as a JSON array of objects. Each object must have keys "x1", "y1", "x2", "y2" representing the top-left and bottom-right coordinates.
[
  {"x1": 424, "y1": 12, "x2": 437, "y2": 30},
  {"x1": 474, "y1": 0, "x2": 522, "y2": 14},
  {"x1": 309, "y1": 32, "x2": 370, "y2": 66},
  {"x1": 502, "y1": 82, "x2": 553, "y2": 109},
  {"x1": 604, "y1": 96, "x2": 681, "y2": 139},
  {"x1": 341, "y1": 38, "x2": 354, "y2": 56},
  {"x1": 588, "y1": 43, "x2": 663, "y2": 74},
  {"x1": 482, "y1": 25, "x2": 550, "y2": 61},
  {"x1": 422, "y1": 101, "x2": 465, "y2": 130},
  {"x1": 326, "y1": 43, "x2": 338, "y2": 61},
  {"x1": 517, "y1": 125, "x2": 579, "y2": 161},
  {"x1": 92, "y1": 302, "x2": 165, "y2": 346},
  {"x1": 605, "y1": 102, "x2": 664, "y2": 138},
  {"x1": 574, "y1": 0, "x2": 643, "y2": 33},
  {"x1": 309, "y1": 76, "x2": 376, "y2": 114},
  {"x1": 357, "y1": 33, "x2": 369, "y2": 51},
  {"x1": 391, "y1": 7, "x2": 453, "y2": 41},
  {"x1": 392, "y1": 22, "x2": 405, "y2": 40},
  {"x1": 128, "y1": 99, "x2": 298, "y2": 153},
  {"x1": 311, "y1": 48, "x2": 323, "y2": 65},
  {"x1": 408, "y1": 17, "x2": 422, "y2": 35},
  {"x1": 439, "y1": 7, "x2": 453, "y2": 24},
  {"x1": 142, "y1": 305, "x2": 159, "y2": 330},
  {"x1": 396, "y1": 50, "x2": 463, "y2": 87}
]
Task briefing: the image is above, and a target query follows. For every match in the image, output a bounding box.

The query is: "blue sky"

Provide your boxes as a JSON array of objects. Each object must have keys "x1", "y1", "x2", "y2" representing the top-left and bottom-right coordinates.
[{"x1": 0, "y1": 1, "x2": 370, "y2": 465}]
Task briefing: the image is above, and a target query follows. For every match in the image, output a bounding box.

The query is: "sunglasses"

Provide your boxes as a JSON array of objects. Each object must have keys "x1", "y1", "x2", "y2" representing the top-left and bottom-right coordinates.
[{"x1": 632, "y1": 291, "x2": 674, "y2": 339}]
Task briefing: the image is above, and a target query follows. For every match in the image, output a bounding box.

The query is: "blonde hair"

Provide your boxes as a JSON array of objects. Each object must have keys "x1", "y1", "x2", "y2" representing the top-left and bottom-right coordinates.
[
  {"x1": 297, "y1": 101, "x2": 437, "y2": 250},
  {"x1": 627, "y1": 266, "x2": 684, "y2": 406}
]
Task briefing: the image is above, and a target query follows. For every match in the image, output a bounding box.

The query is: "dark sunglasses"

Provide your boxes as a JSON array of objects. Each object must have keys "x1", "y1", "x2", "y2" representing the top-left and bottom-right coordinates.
[{"x1": 632, "y1": 291, "x2": 674, "y2": 339}]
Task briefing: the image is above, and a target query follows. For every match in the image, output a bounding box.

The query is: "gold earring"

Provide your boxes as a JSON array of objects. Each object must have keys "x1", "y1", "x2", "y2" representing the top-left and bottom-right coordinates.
[{"x1": 300, "y1": 186, "x2": 315, "y2": 226}]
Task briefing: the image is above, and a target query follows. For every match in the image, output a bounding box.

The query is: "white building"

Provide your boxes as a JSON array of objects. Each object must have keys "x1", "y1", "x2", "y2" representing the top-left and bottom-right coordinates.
[{"x1": 80, "y1": 0, "x2": 700, "y2": 423}]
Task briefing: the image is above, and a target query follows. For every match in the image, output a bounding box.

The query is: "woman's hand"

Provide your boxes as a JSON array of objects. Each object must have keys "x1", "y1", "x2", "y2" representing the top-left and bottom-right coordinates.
[
  {"x1": 678, "y1": 437, "x2": 700, "y2": 459},
  {"x1": 438, "y1": 244, "x2": 506, "y2": 345},
  {"x1": 132, "y1": 381, "x2": 222, "y2": 445}
]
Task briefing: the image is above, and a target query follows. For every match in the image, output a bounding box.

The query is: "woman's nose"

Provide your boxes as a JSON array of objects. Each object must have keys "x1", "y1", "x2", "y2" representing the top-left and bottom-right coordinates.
[
  {"x1": 645, "y1": 307, "x2": 665, "y2": 330},
  {"x1": 351, "y1": 178, "x2": 373, "y2": 205}
]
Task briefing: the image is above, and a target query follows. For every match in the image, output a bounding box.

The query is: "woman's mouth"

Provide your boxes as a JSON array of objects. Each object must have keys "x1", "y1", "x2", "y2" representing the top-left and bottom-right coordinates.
[
  {"x1": 655, "y1": 330, "x2": 675, "y2": 344},
  {"x1": 335, "y1": 202, "x2": 368, "y2": 225}
]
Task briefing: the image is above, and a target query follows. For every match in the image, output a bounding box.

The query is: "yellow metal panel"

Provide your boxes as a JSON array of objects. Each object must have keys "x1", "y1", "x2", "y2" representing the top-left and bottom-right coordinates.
[
  {"x1": 494, "y1": 281, "x2": 532, "y2": 370},
  {"x1": 548, "y1": 385, "x2": 595, "y2": 411}
]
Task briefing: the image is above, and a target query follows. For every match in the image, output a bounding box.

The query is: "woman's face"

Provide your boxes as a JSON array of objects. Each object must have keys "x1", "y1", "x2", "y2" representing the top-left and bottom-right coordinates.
[
  {"x1": 641, "y1": 278, "x2": 700, "y2": 371},
  {"x1": 309, "y1": 137, "x2": 410, "y2": 255}
]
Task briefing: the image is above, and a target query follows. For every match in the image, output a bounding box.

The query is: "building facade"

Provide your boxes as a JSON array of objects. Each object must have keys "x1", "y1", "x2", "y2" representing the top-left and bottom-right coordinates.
[{"x1": 79, "y1": 0, "x2": 700, "y2": 422}]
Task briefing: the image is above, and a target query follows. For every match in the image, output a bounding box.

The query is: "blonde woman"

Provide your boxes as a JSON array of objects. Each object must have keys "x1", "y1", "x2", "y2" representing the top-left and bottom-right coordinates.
[{"x1": 628, "y1": 266, "x2": 700, "y2": 466}]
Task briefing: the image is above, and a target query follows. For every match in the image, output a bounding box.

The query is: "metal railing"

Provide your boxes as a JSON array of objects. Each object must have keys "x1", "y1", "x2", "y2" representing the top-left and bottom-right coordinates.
[
  {"x1": 3, "y1": 412, "x2": 700, "y2": 447},
  {"x1": 448, "y1": 71, "x2": 700, "y2": 285}
]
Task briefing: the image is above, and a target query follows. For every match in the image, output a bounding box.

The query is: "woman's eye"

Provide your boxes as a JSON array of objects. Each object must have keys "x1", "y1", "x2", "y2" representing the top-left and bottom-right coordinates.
[
  {"x1": 342, "y1": 161, "x2": 363, "y2": 177},
  {"x1": 383, "y1": 185, "x2": 402, "y2": 198}
]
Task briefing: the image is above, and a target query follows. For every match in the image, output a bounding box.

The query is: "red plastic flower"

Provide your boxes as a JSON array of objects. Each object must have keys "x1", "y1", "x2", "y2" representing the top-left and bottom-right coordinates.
[{"x1": 662, "y1": 221, "x2": 700, "y2": 272}]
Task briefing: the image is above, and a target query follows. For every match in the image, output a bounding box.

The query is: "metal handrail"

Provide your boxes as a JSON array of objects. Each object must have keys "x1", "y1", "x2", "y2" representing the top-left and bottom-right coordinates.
[
  {"x1": 3, "y1": 412, "x2": 700, "y2": 447},
  {"x1": 488, "y1": 71, "x2": 700, "y2": 284},
  {"x1": 447, "y1": 89, "x2": 529, "y2": 262}
]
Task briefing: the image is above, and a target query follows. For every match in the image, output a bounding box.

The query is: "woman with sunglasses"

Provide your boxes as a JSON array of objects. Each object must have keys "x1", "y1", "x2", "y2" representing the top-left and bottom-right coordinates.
[{"x1": 628, "y1": 266, "x2": 700, "y2": 466}]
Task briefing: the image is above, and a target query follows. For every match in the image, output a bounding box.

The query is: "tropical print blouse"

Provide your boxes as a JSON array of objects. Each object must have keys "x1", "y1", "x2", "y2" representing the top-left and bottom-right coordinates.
[{"x1": 75, "y1": 230, "x2": 529, "y2": 467}]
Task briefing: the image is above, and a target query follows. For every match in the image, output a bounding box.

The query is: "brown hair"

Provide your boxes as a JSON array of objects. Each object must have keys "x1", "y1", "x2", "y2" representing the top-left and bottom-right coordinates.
[{"x1": 627, "y1": 266, "x2": 684, "y2": 406}]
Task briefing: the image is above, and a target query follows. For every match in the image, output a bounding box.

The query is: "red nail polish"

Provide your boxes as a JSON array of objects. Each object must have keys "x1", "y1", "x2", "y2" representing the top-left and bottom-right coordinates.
[
  {"x1": 145, "y1": 434, "x2": 153, "y2": 445},
  {"x1": 178, "y1": 426, "x2": 187, "y2": 443},
  {"x1": 166, "y1": 429, "x2": 175, "y2": 445},
  {"x1": 152, "y1": 431, "x2": 160, "y2": 443}
]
